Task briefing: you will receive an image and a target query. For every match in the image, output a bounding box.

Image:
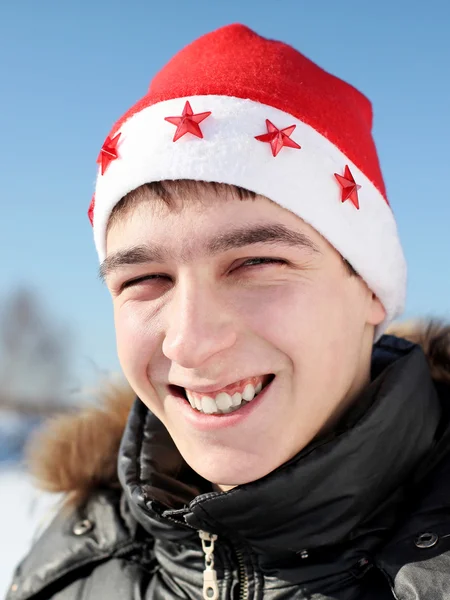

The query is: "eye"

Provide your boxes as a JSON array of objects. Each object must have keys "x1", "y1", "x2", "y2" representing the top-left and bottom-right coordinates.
[
  {"x1": 240, "y1": 257, "x2": 288, "y2": 269},
  {"x1": 120, "y1": 258, "x2": 287, "y2": 290},
  {"x1": 121, "y1": 274, "x2": 170, "y2": 290}
]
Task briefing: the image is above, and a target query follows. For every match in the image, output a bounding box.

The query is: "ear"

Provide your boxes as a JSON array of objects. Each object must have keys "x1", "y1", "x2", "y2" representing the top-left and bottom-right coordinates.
[{"x1": 367, "y1": 292, "x2": 386, "y2": 327}]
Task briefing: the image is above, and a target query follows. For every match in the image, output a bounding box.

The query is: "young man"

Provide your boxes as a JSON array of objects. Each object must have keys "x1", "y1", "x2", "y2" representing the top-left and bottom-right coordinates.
[{"x1": 8, "y1": 24, "x2": 450, "y2": 600}]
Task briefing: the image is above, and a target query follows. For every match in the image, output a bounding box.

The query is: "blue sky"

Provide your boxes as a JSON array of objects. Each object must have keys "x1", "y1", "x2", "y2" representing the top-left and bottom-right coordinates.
[{"x1": 1, "y1": 0, "x2": 449, "y2": 390}]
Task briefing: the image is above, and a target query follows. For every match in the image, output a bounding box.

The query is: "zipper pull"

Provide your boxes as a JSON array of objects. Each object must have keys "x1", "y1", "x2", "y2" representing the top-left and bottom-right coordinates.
[{"x1": 199, "y1": 530, "x2": 219, "y2": 600}]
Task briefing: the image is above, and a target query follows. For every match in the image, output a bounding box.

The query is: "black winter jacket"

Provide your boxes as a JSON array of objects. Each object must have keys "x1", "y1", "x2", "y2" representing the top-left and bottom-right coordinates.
[{"x1": 7, "y1": 329, "x2": 450, "y2": 599}]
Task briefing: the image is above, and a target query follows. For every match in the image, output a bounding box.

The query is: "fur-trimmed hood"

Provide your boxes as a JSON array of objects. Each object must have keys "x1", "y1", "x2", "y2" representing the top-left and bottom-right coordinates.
[{"x1": 26, "y1": 321, "x2": 450, "y2": 507}]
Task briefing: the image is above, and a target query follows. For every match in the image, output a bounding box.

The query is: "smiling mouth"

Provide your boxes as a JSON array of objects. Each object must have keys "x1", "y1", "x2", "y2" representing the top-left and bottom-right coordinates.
[{"x1": 170, "y1": 374, "x2": 275, "y2": 415}]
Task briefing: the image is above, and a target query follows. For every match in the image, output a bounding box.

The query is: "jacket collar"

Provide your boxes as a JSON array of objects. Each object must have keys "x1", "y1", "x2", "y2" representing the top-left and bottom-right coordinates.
[{"x1": 118, "y1": 336, "x2": 442, "y2": 558}]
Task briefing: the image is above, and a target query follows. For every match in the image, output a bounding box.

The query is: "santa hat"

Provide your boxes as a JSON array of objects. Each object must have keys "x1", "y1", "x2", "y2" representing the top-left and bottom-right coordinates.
[{"x1": 89, "y1": 23, "x2": 406, "y2": 337}]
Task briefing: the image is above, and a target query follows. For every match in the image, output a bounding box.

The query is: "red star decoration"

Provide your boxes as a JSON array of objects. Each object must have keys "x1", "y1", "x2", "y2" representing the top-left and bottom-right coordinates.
[
  {"x1": 164, "y1": 101, "x2": 212, "y2": 142},
  {"x1": 97, "y1": 132, "x2": 121, "y2": 175},
  {"x1": 255, "y1": 119, "x2": 301, "y2": 157},
  {"x1": 334, "y1": 165, "x2": 361, "y2": 210},
  {"x1": 88, "y1": 195, "x2": 95, "y2": 226}
]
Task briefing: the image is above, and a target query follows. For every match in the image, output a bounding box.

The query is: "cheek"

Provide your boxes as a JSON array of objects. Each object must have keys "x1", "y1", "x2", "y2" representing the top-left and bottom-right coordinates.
[
  {"x1": 113, "y1": 303, "x2": 161, "y2": 383},
  {"x1": 292, "y1": 281, "x2": 369, "y2": 396},
  {"x1": 251, "y1": 279, "x2": 364, "y2": 383},
  {"x1": 238, "y1": 282, "x2": 331, "y2": 349}
]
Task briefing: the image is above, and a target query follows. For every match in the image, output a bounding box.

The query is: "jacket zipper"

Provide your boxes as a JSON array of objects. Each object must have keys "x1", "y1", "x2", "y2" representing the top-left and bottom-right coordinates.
[
  {"x1": 199, "y1": 530, "x2": 219, "y2": 600},
  {"x1": 235, "y1": 548, "x2": 249, "y2": 600},
  {"x1": 199, "y1": 531, "x2": 250, "y2": 600}
]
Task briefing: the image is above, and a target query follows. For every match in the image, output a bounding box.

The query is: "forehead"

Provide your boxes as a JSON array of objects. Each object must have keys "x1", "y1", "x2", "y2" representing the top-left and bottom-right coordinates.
[
  {"x1": 104, "y1": 185, "x2": 329, "y2": 270},
  {"x1": 108, "y1": 185, "x2": 306, "y2": 239},
  {"x1": 101, "y1": 187, "x2": 336, "y2": 282}
]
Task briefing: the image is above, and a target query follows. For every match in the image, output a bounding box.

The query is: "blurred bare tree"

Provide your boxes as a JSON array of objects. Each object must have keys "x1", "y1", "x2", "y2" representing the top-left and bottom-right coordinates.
[{"x1": 0, "y1": 288, "x2": 73, "y2": 416}]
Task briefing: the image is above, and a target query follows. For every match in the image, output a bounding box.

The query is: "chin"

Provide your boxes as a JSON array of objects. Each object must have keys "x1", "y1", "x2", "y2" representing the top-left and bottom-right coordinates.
[{"x1": 181, "y1": 446, "x2": 280, "y2": 488}]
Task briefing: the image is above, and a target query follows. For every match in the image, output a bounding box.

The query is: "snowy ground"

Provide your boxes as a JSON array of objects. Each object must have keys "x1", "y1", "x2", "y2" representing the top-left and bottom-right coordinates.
[{"x1": 0, "y1": 467, "x2": 60, "y2": 598}]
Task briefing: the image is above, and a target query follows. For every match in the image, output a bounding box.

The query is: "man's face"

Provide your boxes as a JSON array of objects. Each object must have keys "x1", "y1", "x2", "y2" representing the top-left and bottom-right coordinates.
[{"x1": 105, "y1": 188, "x2": 385, "y2": 488}]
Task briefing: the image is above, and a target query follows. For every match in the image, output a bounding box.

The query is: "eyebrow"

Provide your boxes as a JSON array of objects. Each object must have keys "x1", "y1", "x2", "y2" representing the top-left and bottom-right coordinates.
[{"x1": 99, "y1": 223, "x2": 321, "y2": 281}]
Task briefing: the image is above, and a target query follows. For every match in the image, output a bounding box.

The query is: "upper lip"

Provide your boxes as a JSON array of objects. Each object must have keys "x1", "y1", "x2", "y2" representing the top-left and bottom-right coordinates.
[{"x1": 169, "y1": 373, "x2": 273, "y2": 395}]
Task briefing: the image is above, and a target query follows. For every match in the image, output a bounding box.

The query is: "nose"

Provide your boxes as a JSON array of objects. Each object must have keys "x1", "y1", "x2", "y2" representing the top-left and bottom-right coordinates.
[{"x1": 162, "y1": 277, "x2": 237, "y2": 368}]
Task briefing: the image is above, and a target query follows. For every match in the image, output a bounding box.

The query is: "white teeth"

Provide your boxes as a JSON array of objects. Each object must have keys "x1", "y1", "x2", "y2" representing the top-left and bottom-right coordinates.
[
  {"x1": 183, "y1": 377, "x2": 270, "y2": 414},
  {"x1": 215, "y1": 392, "x2": 233, "y2": 411},
  {"x1": 201, "y1": 396, "x2": 217, "y2": 414},
  {"x1": 186, "y1": 390, "x2": 196, "y2": 409},
  {"x1": 186, "y1": 389, "x2": 203, "y2": 411},
  {"x1": 242, "y1": 384, "x2": 256, "y2": 401},
  {"x1": 231, "y1": 392, "x2": 242, "y2": 407}
]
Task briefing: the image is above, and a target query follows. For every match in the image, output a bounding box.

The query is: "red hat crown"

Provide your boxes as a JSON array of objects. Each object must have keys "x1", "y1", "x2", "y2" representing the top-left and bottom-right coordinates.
[{"x1": 109, "y1": 24, "x2": 385, "y2": 199}]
